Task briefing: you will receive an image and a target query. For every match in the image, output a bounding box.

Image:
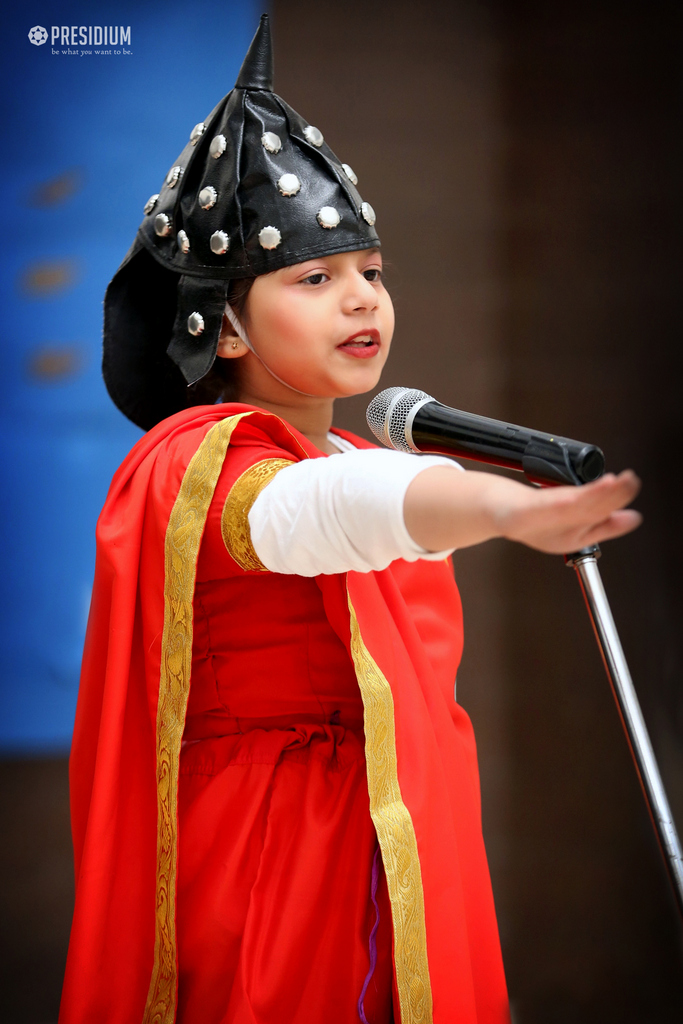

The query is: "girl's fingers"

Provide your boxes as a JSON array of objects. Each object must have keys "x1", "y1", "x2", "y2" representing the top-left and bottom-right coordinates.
[
  {"x1": 580, "y1": 508, "x2": 643, "y2": 547},
  {"x1": 545, "y1": 470, "x2": 641, "y2": 524},
  {"x1": 586, "y1": 470, "x2": 641, "y2": 508},
  {"x1": 506, "y1": 471, "x2": 643, "y2": 552},
  {"x1": 591, "y1": 470, "x2": 641, "y2": 507}
]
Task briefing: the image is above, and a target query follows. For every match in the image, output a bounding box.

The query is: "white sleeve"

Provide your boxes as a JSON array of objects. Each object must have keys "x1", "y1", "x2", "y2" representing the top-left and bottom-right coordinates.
[{"x1": 247, "y1": 448, "x2": 463, "y2": 576}]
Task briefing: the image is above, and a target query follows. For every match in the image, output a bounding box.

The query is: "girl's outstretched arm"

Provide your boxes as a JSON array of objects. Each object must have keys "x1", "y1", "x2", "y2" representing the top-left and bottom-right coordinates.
[{"x1": 404, "y1": 466, "x2": 642, "y2": 555}]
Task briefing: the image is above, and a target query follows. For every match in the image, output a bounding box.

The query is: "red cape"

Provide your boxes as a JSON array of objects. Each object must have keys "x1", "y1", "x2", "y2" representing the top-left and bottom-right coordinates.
[{"x1": 60, "y1": 404, "x2": 509, "y2": 1023}]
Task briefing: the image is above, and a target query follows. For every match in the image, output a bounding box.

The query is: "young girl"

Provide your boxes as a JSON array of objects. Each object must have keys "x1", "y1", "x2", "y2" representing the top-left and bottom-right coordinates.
[{"x1": 60, "y1": 16, "x2": 640, "y2": 1024}]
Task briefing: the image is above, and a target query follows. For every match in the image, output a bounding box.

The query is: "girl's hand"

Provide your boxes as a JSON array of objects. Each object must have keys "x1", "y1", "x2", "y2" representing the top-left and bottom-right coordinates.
[
  {"x1": 404, "y1": 465, "x2": 642, "y2": 554},
  {"x1": 494, "y1": 470, "x2": 642, "y2": 553}
]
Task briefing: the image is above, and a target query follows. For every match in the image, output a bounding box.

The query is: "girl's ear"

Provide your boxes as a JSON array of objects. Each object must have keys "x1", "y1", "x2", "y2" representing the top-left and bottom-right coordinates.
[{"x1": 216, "y1": 313, "x2": 248, "y2": 359}]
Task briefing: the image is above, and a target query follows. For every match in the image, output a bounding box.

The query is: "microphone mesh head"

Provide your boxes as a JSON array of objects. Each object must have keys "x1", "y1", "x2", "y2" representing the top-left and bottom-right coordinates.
[{"x1": 366, "y1": 387, "x2": 432, "y2": 452}]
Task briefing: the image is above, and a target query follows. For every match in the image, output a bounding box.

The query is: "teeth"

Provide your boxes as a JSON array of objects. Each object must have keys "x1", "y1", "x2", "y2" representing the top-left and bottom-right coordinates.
[{"x1": 339, "y1": 334, "x2": 375, "y2": 347}]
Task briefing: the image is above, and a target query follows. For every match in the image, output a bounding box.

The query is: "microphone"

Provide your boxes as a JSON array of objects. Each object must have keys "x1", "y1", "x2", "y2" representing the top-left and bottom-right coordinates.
[{"x1": 366, "y1": 387, "x2": 605, "y2": 486}]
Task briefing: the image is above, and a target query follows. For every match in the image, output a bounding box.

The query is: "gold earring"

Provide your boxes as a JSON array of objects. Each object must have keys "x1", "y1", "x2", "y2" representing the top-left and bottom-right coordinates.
[{"x1": 231, "y1": 340, "x2": 239, "y2": 350}]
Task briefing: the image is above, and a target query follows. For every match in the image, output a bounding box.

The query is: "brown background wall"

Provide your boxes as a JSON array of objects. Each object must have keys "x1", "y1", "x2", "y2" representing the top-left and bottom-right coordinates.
[
  {"x1": 497, "y1": 3, "x2": 683, "y2": 1018},
  {"x1": 2, "y1": 1, "x2": 681, "y2": 1020},
  {"x1": 275, "y1": 0, "x2": 683, "y2": 1018}
]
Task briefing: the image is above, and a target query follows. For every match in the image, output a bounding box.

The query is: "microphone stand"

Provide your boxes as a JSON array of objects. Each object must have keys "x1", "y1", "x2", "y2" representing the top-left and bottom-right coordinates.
[
  {"x1": 565, "y1": 544, "x2": 683, "y2": 918},
  {"x1": 368, "y1": 387, "x2": 683, "y2": 914}
]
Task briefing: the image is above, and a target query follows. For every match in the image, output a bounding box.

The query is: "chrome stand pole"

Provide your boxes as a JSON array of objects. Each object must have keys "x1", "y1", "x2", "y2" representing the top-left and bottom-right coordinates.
[{"x1": 566, "y1": 545, "x2": 683, "y2": 918}]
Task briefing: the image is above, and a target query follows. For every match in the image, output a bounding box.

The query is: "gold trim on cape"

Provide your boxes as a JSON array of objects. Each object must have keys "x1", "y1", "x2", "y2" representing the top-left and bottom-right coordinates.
[
  {"x1": 347, "y1": 590, "x2": 433, "y2": 1024},
  {"x1": 143, "y1": 412, "x2": 251, "y2": 1024},
  {"x1": 221, "y1": 458, "x2": 294, "y2": 571}
]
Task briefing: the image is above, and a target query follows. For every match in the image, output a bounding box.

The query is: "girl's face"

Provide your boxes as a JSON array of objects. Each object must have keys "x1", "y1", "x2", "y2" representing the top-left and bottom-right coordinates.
[{"x1": 225, "y1": 248, "x2": 394, "y2": 400}]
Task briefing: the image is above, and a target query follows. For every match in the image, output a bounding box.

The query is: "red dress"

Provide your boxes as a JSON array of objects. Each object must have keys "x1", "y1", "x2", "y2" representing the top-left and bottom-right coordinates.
[{"x1": 59, "y1": 404, "x2": 509, "y2": 1024}]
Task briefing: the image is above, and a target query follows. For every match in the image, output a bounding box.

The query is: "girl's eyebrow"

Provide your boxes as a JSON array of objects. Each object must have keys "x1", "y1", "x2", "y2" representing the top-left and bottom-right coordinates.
[{"x1": 292, "y1": 264, "x2": 328, "y2": 277}]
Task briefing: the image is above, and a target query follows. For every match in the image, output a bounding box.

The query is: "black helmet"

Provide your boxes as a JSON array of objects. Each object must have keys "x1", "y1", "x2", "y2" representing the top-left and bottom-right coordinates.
[{"x1": 103, "y1": 14, "x2": 380, "y2": 429}]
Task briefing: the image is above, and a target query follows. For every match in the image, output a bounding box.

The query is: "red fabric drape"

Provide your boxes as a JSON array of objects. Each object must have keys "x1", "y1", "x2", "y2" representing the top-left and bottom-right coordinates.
[{"x1": 60, "y1": 404, "x2": 509, "y2": 1023}]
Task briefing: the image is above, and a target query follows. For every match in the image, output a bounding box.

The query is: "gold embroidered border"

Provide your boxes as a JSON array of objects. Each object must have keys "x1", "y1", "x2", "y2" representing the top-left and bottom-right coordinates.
[
  {"x1": 347, "y1": 591, "x2": 433, "y2": 1024},
  {"x1": 221, "y1": 458, "x2": 294, "y2": 572},
  {"x1": 143, "y1": 412, "x2": 251, "y2": 1024}
]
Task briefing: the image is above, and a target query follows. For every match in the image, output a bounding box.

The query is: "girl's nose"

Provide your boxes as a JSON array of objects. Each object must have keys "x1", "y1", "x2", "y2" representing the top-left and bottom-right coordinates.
[{"x1": 342, "y1": 271, "x2": 379, "y2": 313}]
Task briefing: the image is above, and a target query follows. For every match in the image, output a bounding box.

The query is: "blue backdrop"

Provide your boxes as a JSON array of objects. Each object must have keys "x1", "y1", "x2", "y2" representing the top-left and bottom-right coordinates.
[{"x1": 1, "y1": 0, "x2": 262, "y2": 752}]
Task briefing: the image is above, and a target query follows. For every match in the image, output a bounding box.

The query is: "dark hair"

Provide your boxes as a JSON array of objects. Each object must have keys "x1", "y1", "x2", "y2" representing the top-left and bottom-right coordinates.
[{"x1": 187, "y1": 276, "x2": 255, "y2": 406}]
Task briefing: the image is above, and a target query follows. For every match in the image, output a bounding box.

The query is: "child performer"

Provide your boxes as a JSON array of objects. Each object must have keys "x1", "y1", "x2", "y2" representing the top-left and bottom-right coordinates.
[{"x1": 59, "y1": 16, "x2": 640, "y2": 1024}]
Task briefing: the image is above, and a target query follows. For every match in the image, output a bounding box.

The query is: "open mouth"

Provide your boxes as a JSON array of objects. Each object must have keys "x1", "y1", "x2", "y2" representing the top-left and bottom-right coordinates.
[{"x1": 337, "y1": 330, "x2": 380, "y2": 358}]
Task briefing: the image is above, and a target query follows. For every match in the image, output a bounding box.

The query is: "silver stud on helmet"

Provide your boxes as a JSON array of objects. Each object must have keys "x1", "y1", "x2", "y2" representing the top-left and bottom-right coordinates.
[
  {"x1": 304, "y1": 125, "x2": 324, "y2": 147},
  {"x1": 277, "y1": 173, "x2": 301, "y2": 197},
  {"x1": 198, "y1": 186, "x2": 218, "y2": 210},
  {"x1": 187, "y1": 312, "x2": 205, "y2": 336},
  {"x1": 154, "y1": 213, "x2": 172, "y2": 236},
  {"x1": 189, "y1": 122, "x2": 206, "y2": 145},
  {"x1": 166, "y1": 165, "x2": 183, "y2": 188},
  {"x1": 261, "y1": 131, "x2": 282, "y2": 154},
  {"x1": 342, "y1": 163, "x2": 358, "y2": 185},
  {"x1": 144, "y1": 194, "x2": 159, "y2": 215},
  {"x1": 361, "y1": 202, "x2": 376, "y2": 226},
  {"x1": 317, "y1": 206, "x2": 340, "y2": 229},
  {"x1": 210, "y1": 134, "x2": 227, "y2": 159},
  {"x1": 258, "y1": 225, "x2": 282, "y2": 249},
  {"x1": 209, "y1": 230, "x2": 230, "y2": 254}
]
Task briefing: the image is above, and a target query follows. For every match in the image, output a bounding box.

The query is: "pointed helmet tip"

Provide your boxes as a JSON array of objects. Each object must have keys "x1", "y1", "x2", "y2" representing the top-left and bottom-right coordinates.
[{"x1": 234, "y1": 12, "x2": 273, "y2": 91}]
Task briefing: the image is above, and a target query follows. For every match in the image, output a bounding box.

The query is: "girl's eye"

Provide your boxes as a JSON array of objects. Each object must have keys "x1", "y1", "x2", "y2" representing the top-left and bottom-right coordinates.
[
  {"x1": 301, "y1": 272, "x2": 329, "y2": 285},
  {"x1": 363, "y1": 268, "x2": 382, "y2": 282}
]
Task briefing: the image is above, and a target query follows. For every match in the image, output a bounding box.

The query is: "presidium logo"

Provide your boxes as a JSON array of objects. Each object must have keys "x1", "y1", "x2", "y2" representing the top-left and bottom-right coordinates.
[
  {"x1": 28, "y1": 26, "x2": 48, "y2": 45},
  {"x1": 28, "y1": 24, "x2": 132, "y2": 54}
]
